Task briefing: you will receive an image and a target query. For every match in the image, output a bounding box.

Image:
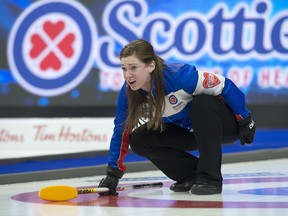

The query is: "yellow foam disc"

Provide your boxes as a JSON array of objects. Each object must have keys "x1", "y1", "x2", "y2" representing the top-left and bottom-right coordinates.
[{"x1": 39, "y1": 185, "x2": 78, "y2": 201}]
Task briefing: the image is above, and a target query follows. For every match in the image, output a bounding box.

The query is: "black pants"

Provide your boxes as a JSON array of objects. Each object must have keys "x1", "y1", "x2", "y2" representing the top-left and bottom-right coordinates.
[{"x1": 130, "y1": 95, "x2": 239, "y2": 187}]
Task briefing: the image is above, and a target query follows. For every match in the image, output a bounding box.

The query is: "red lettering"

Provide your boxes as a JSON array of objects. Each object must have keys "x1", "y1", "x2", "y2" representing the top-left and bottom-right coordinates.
[
  {"x1": 227, "y1": 67, "x2": 253, "y2": 87},
  {"x1": 258, "y1": 68, "x2": 270, "y2": 88},
  {"x1": 0, "y1": 129, "x2": 24, "y2": 142},
  {"x1": 258, "y1": 67, "x2": 288, "y2": 89}
]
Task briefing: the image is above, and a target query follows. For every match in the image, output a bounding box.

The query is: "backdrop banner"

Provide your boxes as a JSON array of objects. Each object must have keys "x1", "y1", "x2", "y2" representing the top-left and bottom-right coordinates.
[{"x1": 1, "y1": 0, "x2": 288, "y2": 107}]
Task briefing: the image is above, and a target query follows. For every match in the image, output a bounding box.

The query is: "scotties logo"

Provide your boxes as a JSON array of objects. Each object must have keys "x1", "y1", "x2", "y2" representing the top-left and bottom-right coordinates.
[
  {"x1": 169, "y1": 95, "x2": 178, "y2": 104},
  {"x1": 7, "y1": 0, "x2": 97, "y2": 96}
]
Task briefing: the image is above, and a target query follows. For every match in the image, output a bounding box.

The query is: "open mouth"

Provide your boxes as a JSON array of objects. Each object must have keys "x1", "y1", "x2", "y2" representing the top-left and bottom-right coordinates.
[{"x1": 128, "y1": 80, "x2": 136, "y2": 85}]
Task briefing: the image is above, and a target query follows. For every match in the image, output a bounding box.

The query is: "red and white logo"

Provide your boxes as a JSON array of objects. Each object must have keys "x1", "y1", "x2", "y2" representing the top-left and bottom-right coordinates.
[
  {"x1": 8, "y1": 0, "x2": 97, "y2": 96},
  {"x1": 203, "y1": 72, "x2": 220, "y2": 88},
  {"x1": 25, "y1": 17, "x2": 81, "y2": 79}
]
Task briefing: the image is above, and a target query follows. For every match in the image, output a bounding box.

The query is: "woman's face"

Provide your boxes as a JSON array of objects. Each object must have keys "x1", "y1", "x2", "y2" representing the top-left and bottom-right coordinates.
[{"x1": 121, "y1": 55, "x2": 155, "y2": 92}]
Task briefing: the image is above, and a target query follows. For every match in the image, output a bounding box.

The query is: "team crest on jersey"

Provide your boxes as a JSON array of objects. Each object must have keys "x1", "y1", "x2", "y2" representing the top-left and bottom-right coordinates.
[
  {"x1": 203, "y1": 72, "x2": 221, "y2": 88},
  {"x1": 168, "y1": 95, "x2": 178, "y2": 104}
]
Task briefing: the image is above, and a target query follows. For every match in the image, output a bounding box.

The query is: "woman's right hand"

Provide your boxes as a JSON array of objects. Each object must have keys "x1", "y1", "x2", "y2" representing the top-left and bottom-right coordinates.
[{"x1": 98, "y1": 166, "x2": 124, "y2": 195}]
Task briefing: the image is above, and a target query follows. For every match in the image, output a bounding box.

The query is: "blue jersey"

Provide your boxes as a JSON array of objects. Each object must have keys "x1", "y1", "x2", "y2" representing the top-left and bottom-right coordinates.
[{"x1": 108, "y1": 63, "x2": 250, "y2": 171}]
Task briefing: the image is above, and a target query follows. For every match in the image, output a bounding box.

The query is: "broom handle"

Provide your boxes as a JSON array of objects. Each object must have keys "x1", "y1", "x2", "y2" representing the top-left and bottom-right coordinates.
[{"x1": 77, "y1": 182, "x2": 163, "y2": 194}]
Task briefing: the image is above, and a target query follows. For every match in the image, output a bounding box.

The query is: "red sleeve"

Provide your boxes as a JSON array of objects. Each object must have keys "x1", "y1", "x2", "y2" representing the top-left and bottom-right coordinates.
[{"x1": 115, "y1": 128, "x2": 130, "y2": 172}]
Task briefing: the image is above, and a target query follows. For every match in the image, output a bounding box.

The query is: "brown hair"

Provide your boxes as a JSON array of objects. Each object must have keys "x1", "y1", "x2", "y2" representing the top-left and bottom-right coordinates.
[{"x1": 120, "y1": 40, "x2": 165, "y2": 132}]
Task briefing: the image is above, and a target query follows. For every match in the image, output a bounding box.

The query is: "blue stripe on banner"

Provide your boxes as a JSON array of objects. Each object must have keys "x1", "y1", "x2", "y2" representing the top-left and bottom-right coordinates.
[
  {"x1": 0, "y1": 154, "x2": 146, "y2": 175},
  {"x1": 222, "y1": 129, "x2": 288, "y2": 154}
]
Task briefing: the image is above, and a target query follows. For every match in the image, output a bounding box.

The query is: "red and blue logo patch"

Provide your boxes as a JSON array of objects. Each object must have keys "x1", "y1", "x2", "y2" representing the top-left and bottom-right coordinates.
[
  {"x1": 7, "y1": 0, "x2": 97, "y2": 96},
  {"x1": 169, "y1": 95, "x2": 178, "y2": 104}
]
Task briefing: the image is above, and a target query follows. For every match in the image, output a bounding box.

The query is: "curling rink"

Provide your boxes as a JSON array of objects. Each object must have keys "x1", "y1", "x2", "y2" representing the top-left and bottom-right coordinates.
[
  {"x1": 1, "y1": 0, "x2": 288, "y2": 215},
  {"x1": 1, "y1": 158, "x2": 288, "y2": 216}
]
